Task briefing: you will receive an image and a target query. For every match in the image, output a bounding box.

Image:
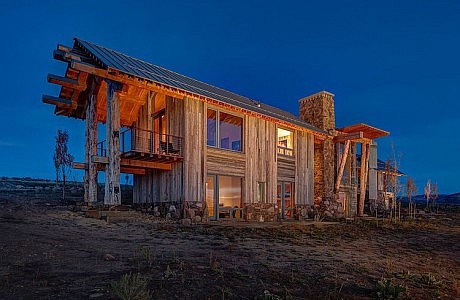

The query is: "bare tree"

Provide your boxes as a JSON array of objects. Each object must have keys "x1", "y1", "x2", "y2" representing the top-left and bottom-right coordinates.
[
  {"x1": 431, "y1": 181, "x2": 439, "y2": 212},
  {"x1": 53, "y1": 130, "x2": 74, "y2": 201},
  {"x1": 424, "y1": 180, "x2": 431, "y2": 210},
  {"x1": 385, "y1": 154, "x2": 402, "y2": 221},
  {"x1": 406, "y1": 177, "x2": 417, "y2": 218}
]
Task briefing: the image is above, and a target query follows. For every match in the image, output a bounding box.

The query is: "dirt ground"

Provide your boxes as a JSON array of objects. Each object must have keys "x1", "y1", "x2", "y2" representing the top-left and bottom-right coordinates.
[{"x1": 0, "y1": 198, "x2": 458, "y2": 299}]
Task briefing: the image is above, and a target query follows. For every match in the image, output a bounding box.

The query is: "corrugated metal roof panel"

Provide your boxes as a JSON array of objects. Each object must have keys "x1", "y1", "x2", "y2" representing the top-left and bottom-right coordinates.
[{"x1": 74, "y1": 38, "x2": 327, "y2": 134}]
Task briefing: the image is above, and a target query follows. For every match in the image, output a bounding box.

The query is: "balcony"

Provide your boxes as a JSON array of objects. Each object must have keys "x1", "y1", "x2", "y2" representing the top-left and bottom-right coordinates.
[{"x1": 97, "y1": 127, "x2": 184, "y2": 164}]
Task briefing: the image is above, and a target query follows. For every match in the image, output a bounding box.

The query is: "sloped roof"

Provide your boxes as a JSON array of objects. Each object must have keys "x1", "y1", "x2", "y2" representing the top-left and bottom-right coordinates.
[
  {"x1": 338, "y1": 123, "x2": 389, "y2": 139},
  {"x1": 73, "y1": 38, "x2": 327, "y2": 135}
]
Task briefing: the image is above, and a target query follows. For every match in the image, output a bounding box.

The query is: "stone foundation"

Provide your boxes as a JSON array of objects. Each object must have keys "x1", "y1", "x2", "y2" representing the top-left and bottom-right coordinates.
[
  {"x1": 182, "y1": 201, "x2": 209, "y2": 224},
  {"x1": 245, "y1": 203, "x2": 278, "y2": 222},
  {"x1": 293, "y1": 204, "x2": 317, "y2": 220}
]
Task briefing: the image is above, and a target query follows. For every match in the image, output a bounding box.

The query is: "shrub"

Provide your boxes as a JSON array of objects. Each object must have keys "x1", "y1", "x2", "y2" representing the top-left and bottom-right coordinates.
[
  {"x1": 111, "y1": 273, "x2": 152, "y2": 300},
  {"x1": 375, "y1": 278, "x2": 405, "y2": 299}
]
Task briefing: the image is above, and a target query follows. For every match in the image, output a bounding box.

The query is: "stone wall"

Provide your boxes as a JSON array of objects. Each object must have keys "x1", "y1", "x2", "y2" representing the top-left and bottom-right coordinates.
[
  {"x1": 294, "y1": 204, "x2": 317, "y2": 220},
  {"x1": 245, "y1": 203, "x2": 277, "y2": 222},
  {"x1": 299, "y1": 91, "x2": 337, "y2": 216}
]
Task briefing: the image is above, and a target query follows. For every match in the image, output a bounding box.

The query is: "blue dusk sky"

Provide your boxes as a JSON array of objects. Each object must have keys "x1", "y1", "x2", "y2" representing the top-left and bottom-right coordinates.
[{"x1": 0, "y1": 0, "x2": 458, "y2": 194}]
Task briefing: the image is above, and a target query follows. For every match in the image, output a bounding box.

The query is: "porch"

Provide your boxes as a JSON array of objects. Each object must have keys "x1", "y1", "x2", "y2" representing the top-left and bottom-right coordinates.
[{"x1": 97, "y1": 127, "x2": 184, "y2": 164}]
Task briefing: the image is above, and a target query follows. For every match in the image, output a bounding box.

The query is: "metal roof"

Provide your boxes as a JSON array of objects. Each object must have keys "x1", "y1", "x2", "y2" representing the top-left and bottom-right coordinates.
[{"x1": 74, "y1": 38, "x2": 327, "y2": 135}]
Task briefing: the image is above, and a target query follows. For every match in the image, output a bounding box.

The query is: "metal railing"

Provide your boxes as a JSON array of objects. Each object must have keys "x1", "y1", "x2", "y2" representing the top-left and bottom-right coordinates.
[{"x1": 97, "y1": 127, "x2": 184, "y2": 158}]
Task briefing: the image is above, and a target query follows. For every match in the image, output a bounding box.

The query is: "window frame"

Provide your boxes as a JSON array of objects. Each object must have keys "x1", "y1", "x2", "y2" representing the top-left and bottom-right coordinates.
[
  {"x1": 277, "y1": 126, "x2": 295, "y2": 157},
  {"x1": 206, "y1": 174, "x2": 244, "y2": 220},
  {"x1": 206, "y1": 107, "x2": 244, "y2": 153}
]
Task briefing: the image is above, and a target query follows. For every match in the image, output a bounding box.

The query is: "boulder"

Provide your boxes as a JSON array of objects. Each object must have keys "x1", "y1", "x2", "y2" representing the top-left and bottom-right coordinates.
[{"x1": 181, "y1": 218, "x2": 191, "y2": 226}]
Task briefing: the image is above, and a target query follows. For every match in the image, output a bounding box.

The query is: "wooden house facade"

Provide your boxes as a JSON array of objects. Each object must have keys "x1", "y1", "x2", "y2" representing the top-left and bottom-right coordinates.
[{"x1": 43, "y1": 38, "x2": 388, "y2": 221}]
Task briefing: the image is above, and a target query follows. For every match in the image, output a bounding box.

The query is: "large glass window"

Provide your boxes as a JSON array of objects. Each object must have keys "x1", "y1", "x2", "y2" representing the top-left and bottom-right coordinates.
[
  {"x1": 277, "y1": 128, "x2": 294, "y2": 156},
  {"x1": 206, "y1": 109, "x2": 217, "y2": 147},
  {"x1": 206, "y1": 109, "x2": 242, "y2": 152},
  {"x1": 219, "y1": 176, "x2": 242, "y2": 208},
  {"x1": 205, "y1": 175, "x2": 243, "y2": 219}
]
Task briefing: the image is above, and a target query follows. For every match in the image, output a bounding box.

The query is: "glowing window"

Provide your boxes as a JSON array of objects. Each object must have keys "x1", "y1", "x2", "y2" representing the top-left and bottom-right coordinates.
[{"x1": 277, "y1": 128, "x2": 294, "y2": 156}]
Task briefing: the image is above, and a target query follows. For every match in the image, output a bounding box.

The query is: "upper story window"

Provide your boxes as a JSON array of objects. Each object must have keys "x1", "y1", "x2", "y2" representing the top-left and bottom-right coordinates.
[
  {"x1": 277, "y1": 128, "x2": 294, "y2": 157},
  {"x1": 207, "y1": 109, "x2": 243, "y2": 152}
]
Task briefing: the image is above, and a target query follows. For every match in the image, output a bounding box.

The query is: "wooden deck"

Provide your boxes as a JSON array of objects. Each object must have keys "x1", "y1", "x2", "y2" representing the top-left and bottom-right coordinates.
[{"x1": 121, "y1": 150, "x2": 183, "y2": 163}]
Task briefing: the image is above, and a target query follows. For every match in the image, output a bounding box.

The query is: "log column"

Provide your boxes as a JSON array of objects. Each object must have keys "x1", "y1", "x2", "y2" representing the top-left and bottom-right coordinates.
[
  {"x1": 84, "y1": 80, "x2": 98, "y2": 203},
  {"x1": 358, "y1": 143, "x2": 370, "y2": 216},
  {"x1": 104, "y1": 79, "x2": 122, "y2": 205}
]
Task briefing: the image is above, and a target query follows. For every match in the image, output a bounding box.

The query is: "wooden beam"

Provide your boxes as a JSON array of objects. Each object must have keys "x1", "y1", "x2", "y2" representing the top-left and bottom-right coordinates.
[
  {"x1": 120, "y1": 167, "x2": 146, "y2": 175},
  {"x1": 73, "y1": 162, "x2": 87, "y2": 170},
  {"x1": 121, "y1": 158, "x2": 172, "y2": 171},
  {"x1": 57, "y1": 44, "x2": 72, "y2": 52},
  {"x1": 334, "y1": 132, "x2": 363, "y2": 143},
  {"x1": 42, "y1": 95, "x2": 73, "y2": 108},
  {"x1": 48, "y1": 73, "x2": 86, "y2": 91},
  {"x1": 92, "y1": 155, "x2": 108, "y2": 164},
  {"x1": 335, "y1": 140, "x2": 350, "y2": 193},
  {"x1": 75, "y1": 159, "x2": 172, "y2": 171},
  {"x1": 358, "y1": 143, "x2": 370, "y2": 216},
  {"x1": 104, "y1": 80, "x2": 122, "y2": 206},
  {"x1": 84, "y1": 84, "x2": 98, "y2": 203}
]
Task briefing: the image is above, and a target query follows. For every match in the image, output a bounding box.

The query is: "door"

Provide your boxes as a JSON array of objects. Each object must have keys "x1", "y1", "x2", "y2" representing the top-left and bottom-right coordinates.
[
  {"x1": 277, "y1": 181, "x2": 295, "y2": 219},
  {"x1": 206, "y1": 175, "x2": 243, "y2": 220}
]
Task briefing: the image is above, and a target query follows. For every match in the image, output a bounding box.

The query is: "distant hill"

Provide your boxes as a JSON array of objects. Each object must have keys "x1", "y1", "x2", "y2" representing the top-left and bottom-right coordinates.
[
  {"x1": 0, "y1": 176, "x2": 132, "y2": 203},
  {"x1": 401, "y1": 193, "x2": 460, "y2": 206}
]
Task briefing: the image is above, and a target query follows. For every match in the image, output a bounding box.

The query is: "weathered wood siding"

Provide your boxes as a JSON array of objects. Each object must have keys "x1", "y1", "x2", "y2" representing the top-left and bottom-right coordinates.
[
  {"x1": 295, "y1": 131, "x2": 314, "y2": 205},
  {"x1": 133, "y1": 94, "x2": 185, "y2": 204},
  {"x1": 183, "y1": 97, "x2": 205, "y2": 202},
  {"x1": 244, "y1": 116, "x2": 277, "y2": 204},
  {"x1": 278, "y1": 156, "x2": 296, "y2": 182},
  {"x1": 207, "y1": 147, "x2": 246, "y2": 177}
]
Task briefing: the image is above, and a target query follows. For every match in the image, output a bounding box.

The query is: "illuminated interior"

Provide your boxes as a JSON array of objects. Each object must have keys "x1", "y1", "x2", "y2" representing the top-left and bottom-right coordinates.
[{"x1": 277, "y1": 128, "x2": 294, "y2": 156}]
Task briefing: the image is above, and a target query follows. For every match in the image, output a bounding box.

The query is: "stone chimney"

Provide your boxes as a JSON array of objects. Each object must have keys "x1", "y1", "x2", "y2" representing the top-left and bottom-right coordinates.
[
  {"x1": 299, "y1": 91, "x2": 335, "y2": 131},
  {"x1": 299, "y1": 91, "x2": 336, "y2": 205}
]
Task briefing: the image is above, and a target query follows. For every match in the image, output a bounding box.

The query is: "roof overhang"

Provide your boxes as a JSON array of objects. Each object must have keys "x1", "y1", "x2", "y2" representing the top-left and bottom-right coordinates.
[{"x1": 337, "y1": 123, "x2": 389, "y2": 140}]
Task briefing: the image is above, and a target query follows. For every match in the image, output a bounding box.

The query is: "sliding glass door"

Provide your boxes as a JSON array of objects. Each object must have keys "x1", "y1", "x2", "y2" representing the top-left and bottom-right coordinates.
[{"x1": 206, "y1": 175, "x2": 243, "y2": 220}]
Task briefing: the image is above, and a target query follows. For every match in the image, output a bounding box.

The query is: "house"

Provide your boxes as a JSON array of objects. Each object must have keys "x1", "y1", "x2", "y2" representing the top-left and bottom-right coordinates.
[{"x1": 43, "y1": 38, "x2": 389, "y2": 221}]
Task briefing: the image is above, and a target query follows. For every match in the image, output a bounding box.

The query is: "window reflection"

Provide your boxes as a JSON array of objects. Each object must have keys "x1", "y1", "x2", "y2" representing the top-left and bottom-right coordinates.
[
  {"x1": 207, "y1": 109, "x2": 217, "y2": 147},
  {"x1": 206, "y1": 109, "x2": 242, "y2": 152}
]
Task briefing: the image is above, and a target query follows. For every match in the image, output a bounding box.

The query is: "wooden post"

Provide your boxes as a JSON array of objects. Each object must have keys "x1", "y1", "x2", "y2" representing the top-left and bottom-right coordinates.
[
  {"x1": 358, "y1": 143, "x2": 370, "y2": 216},
  {"x1": 104, "y1": 79, "x2": 122, "y2": 206},
  {"x1": 84, "y1": 80, "x2": 98, "y2": 203},
  {"x1": 335, "y1": 140, "x2": 350, "y2": 193}
]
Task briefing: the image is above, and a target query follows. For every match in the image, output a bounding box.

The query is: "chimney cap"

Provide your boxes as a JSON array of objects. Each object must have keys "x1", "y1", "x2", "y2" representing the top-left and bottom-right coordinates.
[{"x1": 299, "y1": 90, "x2": 335, "y2": 103}]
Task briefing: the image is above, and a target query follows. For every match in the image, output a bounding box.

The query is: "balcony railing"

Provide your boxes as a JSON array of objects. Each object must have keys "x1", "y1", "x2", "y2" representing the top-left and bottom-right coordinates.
[
  {"x1": 97, "y1": 127, "x2": 184, "y2": 158},
  {"x1": 277, "y1": 146, "x2": 294, "y2": 157}
]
